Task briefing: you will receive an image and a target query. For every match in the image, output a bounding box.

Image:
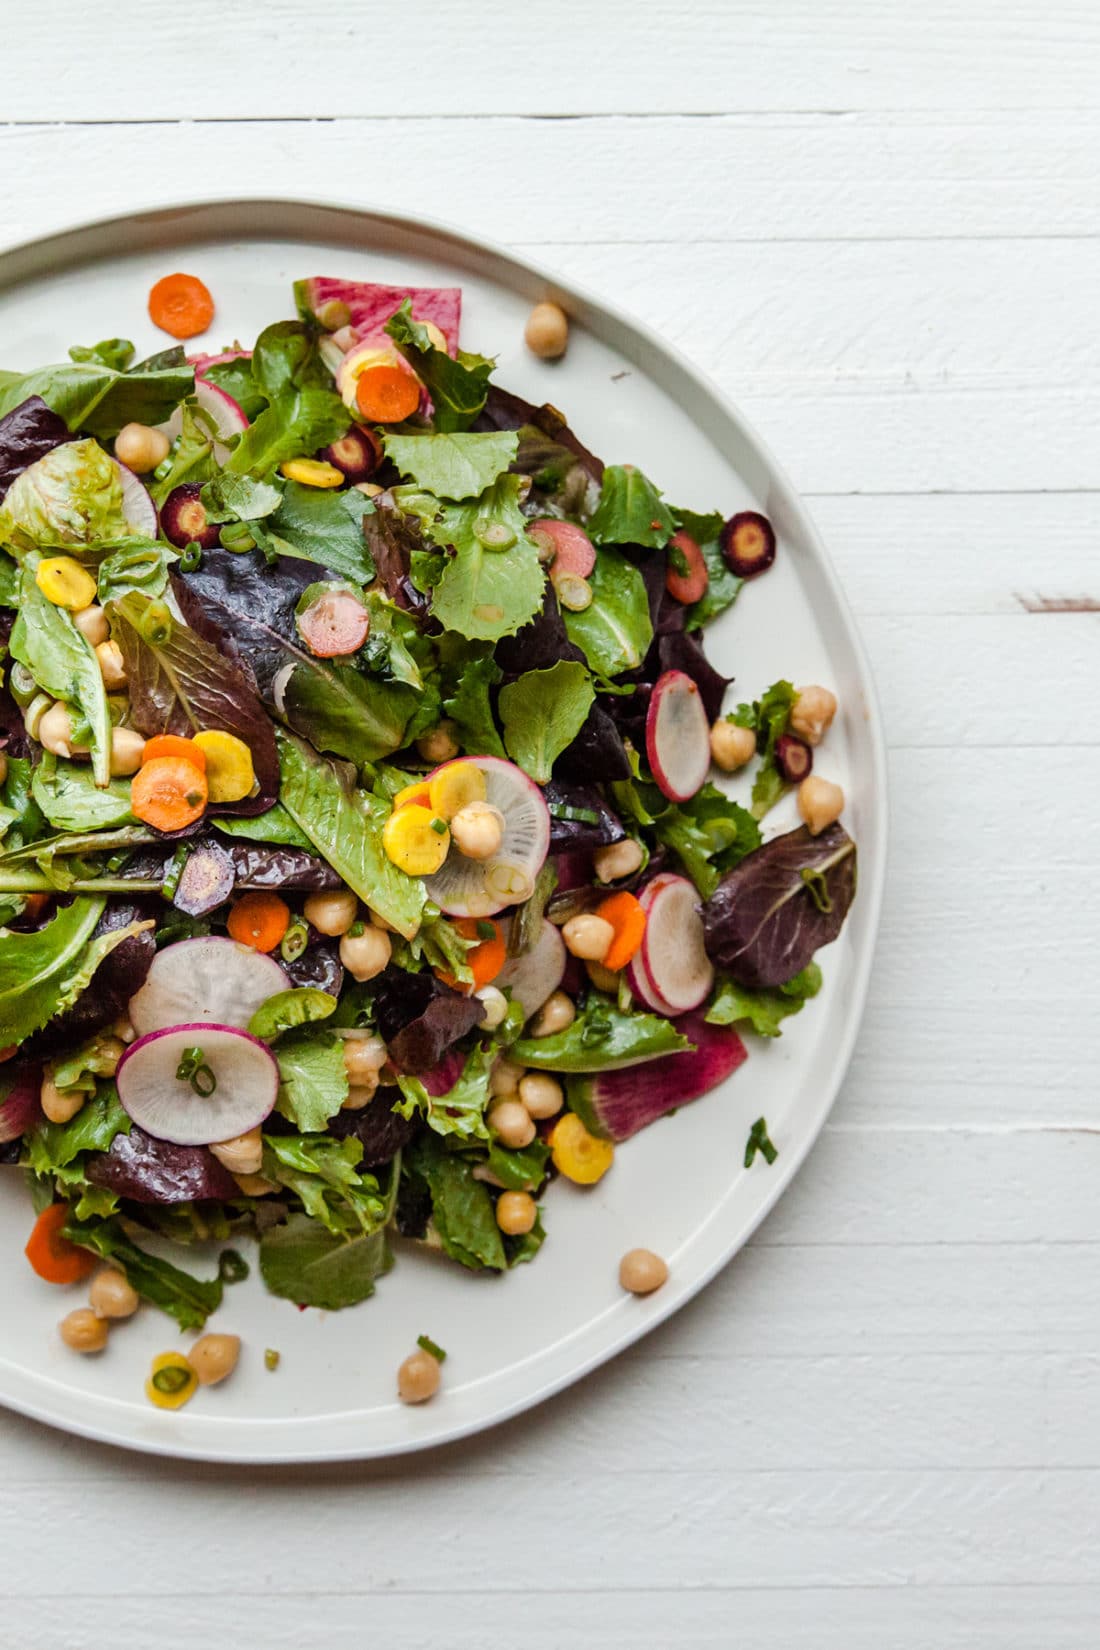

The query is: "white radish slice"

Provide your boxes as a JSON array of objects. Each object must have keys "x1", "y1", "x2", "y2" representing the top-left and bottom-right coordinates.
[
  {"x1": 425, "y1": 757, "x2": 551, "y2": 919},
  {"x1": 129, "y1": 936, "x2": 289, "y2": 1036},
  {"x1": 628, "y1": 872, "x2": 714, "y2": 1015},
  {"x1": 497, "y1": 918, "x2": 567, "y2": 1019},
  {"x1": 646, "y1": 669, "x2": 711, "y2": 802},
  {"x1": 116, "y1": 1023, "x2": 278, "y2": 1145},
  {"x1": 158, "y1": 378, "x2": 249, "y2": 464},
  {"x1": 112, "y1": 459, "x2": 157, "y2": 536}
]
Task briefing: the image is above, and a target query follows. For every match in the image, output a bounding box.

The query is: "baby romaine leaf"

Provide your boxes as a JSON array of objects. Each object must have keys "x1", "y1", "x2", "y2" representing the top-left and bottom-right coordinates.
[
  {"x1": 200, "y1": 473, "x2": 283, "y2": 524},
  {"x1": 384, "y1": 430, "x2": 518, "y2": 500},
  {"x1": 199, "y1": 357, "x2": 269, "y2": 422},
  {"x1": 257, "y1": 482, "x2": 375, "y2": 584},
  {"x1": 149, "y1": 403, "x2": 220, "y2": 504},
  {"x1": 426, "y1": 473, "x2": 545, "y2": 642},
  {"x1": 0, "y1": 357, "x2": 193, "y2": 440},
  {"x1": 0, "y1": 552, "x2": 18, "y2": 604},
  {"x1": 95, "y1": 541, "x2": 173, "y2": 606},
  {"x1": 499, "y1": 659, "x2": 595, "y2": 784},
  {"x1": 250, "y1": 321, "x2": 334, "y2": 397},
  {"x1": 259, "y1": 1212, "x2": 392, "y2": 1310},
  {"x1": 702, "y1": 823, "x2": 857, "y2": 989},
  {"x1": 384, "y1": 300, "x2": 494, "y2": 432},
  {"x1": 213, "y1": 803, "x2": 314, "y2": 852},
  {"x1": 248, "y1": 988, "x2": 337, "y2": 1043},
  {"x1": 563, "y1": 547, "x2": 653, "y2": 678},
  {"x1": 0, "y1": 439, "x2": 135, "y2": 557},
  {"x1": 276, "y1": 729, "x2": 425, "y2": 939},
  {"x1": 61, "y1": 1213, "x2": 223, "y2": 1330},
  {"x1": 11, "y1": 561, "x2": 112, "y2": 787},
  {"x1": 706, "y1": 962, "x2": 823, "y2": 1037},
  {"x1": 587, "y1": 463, "x2": 677, "y2": 549},
  {"x1": 511, "y1": 997, "x2": 691, "y2": 1072}
]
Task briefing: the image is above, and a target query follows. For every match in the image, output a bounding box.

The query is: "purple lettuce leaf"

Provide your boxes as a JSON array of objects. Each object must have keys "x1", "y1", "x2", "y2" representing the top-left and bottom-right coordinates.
[
  {"x1": 370, "y1": 966, "x2": 483, "y2": 1075},
  {"x1": 0, "y1": 396, "x2": 71, "y2": 501},
  {"x1": 544, "y1": 780, "x2": 626, "y2": 851},
  {"x1": 328, "y1": 1093, "x2": 421, "y2": 1167},
  {"x1": 85, "y1": 1124, "x2": 239, "y2": 1204},
  {"x1": 282, "y1": 938, "x2": 344, "y2": 998}
]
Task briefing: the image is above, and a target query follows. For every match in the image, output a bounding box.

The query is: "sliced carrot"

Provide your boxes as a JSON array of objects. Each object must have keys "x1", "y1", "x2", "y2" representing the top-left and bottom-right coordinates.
[
  {"x1": 456, "y1": 917, "x2": 507, "y2": 990},
  {"x1": 130, "y1": 757, "x2": 208, "y2": 833},
  {"x1": 25, "y1": 1204, "x2": 96, "y2": 1286},
  {"x1": 594, "y1": 890, "x2": 647, "y2": 971},
  {"x1": 21, "y1": 893, "x2": 50, "y2": 923},
  {"x1": 393, "y1": 780, "x2": 432, "y2": 811},
  {"x1": 355, "y1": 365, "x2": 421, "y2": 424},
  {"x1": 227, "y1": 892, "x2": 291, "y2": 954},
  {"x1": 148, "y1": 273, "x2": 215, "y2": 340},
  {"x1": 141, "y1": 734, "x2": 207, "y2": 773}
]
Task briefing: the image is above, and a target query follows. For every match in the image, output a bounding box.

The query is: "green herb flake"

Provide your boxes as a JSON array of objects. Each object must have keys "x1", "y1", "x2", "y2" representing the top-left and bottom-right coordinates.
[
  {"x1": 417, "y1": 1333, "x2": 448, "y2": 1363},
  {"x1": 744, "y1": 1117, "x2": 779, "y2": 1168}
]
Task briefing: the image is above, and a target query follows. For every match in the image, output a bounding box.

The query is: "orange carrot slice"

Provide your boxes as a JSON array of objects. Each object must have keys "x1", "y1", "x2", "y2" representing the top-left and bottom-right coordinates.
[
  {"x1": 25, "y1": 1205, "x2": 96, "y2": 1285},
  {"x1": 594, "y1": 890, "x2": 647, "y2": 971},
  {"x1": 130, "y1": 757, "x2": 208, "y2": 833},
  {"x1": 148, "y1": 273, "x2": 215, "y2": 340},
  {"x1": 355, "y1": 365, "x2": 421, "y2": 424},
  {"x1": 227, "y1": 892, "x2": 291, "y2": 954}
]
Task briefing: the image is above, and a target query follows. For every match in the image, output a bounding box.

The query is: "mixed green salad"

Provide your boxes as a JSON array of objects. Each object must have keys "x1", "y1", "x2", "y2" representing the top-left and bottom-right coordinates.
[{"x1": 0, "y1": 272, "x2": 857, "y2": 1353}]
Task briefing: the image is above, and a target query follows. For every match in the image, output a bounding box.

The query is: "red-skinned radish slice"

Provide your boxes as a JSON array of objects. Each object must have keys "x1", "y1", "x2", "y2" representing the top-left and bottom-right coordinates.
[
  {"x1": 665, "y1": 529, "x2": 709, "y2": 605},
  {"x1": 645, "y1": 670, "x2": 711, "y2": 802},
  {"x1": 424, "y1": 757, "x2": 551, "y2": 919},
  {"x1": 112, "y1": 459, "x2": 158, "y2": 537},
  {"x1": 116, "y1": 1023, "x2": 278, "y2": 1145},
  {"x1": 158, "y1": 378, "x2": 249, "y2": 465},
  {"x1": 497, "y1": 918, "x2": 567, "y2": 1019},
  {"x1": 297, "y1": 589, "x2": 370, "y2": 658},
  {"x1": 0, "y1": 1066, "x2": 42, "y2": 1144},
  {"x1": 625, "y1": 873, "x2": 714, "y2": 1016},
  {"x1": 526, "y1": 518, "x2": 596, "y2": 576},
  {"x1": 188, "y1": 347, "x2": 251, "y2": 377},
  {"x1": 567, "y1": 1012, "x2": 747, "y2": 1142},
  {"x1": 129, "y1": 936, "x2": 289, "y2": 1035}
]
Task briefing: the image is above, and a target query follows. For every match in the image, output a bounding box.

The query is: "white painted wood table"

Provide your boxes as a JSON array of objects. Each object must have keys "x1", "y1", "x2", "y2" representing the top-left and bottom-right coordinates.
[{"x1": 3, "y1": 3, "x2": 1099, "y2": 1643}]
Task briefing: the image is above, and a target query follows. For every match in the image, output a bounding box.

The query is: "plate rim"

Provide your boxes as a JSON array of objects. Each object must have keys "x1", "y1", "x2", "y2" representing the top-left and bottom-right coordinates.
[{"x1": 0, "y1": 197, "x2": 889, "y2": 1463}]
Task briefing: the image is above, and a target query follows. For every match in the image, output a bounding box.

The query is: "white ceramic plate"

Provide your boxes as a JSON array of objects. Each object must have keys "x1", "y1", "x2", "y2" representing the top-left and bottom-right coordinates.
[{"x1": 0, "y1": 200, "x2": 886, "y2": 1462}]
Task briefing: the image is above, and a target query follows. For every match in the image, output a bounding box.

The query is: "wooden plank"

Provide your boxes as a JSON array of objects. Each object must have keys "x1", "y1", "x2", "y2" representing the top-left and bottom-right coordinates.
[
  {"x1": 4, "y1": 1, "x2": 1100, "y2": 117},
  {"x1": 2, "y1": 113, "x2": 1098, "y2": 243}
]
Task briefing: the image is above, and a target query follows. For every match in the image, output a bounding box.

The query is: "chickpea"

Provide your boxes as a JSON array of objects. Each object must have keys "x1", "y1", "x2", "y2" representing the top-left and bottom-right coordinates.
[
  {"x1": 342, "y1": 1034, "x2": 387, "y2": 1085},
  {"x1": 0, "y1": 751, "x2": 6, "y2": 787},
  {"x1": 60, "y1": 1308, "x2": 109, "y2": 1354},
  {"x1": 487, "y1": 1099, "x2": 536, "y2": 1150},
  {"x1": 339, "y1": 925, "x2": 392, "y2": 983},
  {"x1": 586, "y1": 959, "x2": 621, "y2": 994},
  {"x1": 527, "y1": 990, "x2": 575, "y2": 1039},
  {"x1": 109, "y1": 726, "x2": 146, "y2": 777},
  {"x1": 562, "y1": 912, "x2": 615, "y2": 963},
  {"x1": 342, "y1": 1077, "x2": 378, "y2": 1110},
  {"x1": 797, "y1": 774, "x2": 845, "y2": 836},
  {"x1": 489, "y1": 1056, "x2": 525, "y2": 1098},
  {"x1": 789, "y1": 685, "x2": 838, "y2": 748},
  {"x1": 593, "y1": 837, "x2": 644, "y2": 883},
  {"x1": 619, "y1": 1248, "x2": 669, "y2": 1295},
  {"x1": 189, "y1": 1333, "x2": 241, "y2": 1386},
  {"x1": 496, "y1": 1190, "x2": 538, "y2": 1236},
  {"x1": 111, "y1": 1015, "x2": 137, "y2": 1044},
  {"x1": 93, "y1": 1036, "x2": 126, "y2": 1078},
  {"x1": 369, "y1": 908, "x2": 398, "y2": 934},
  {"x1": 95, "y1": 640, "x2": 128, "y2": 690},
  {"x1": 416, "y1": 721, "x2": 460, "y2": 764},
  {"x1": 37, "y1": 702, "x2": 84, "y2": 760},
  {"x1": 450, "y1": 801, "x2": 505, "y2": 862},
  {"x1": 524, "y1": 300, "x2": 569, "y2": 360},
  {"x1": 233, "y1": 1172, "x2": 278, "y2": 1197},
  {"x1": 73, "y1": 605, "x2": 109, "y2": 648},
  {"x1": 41, "y1": 1074, "x2": 85, "y2": 1125},
  {"x1": 709, "y1": 720, "x2": 756, "y2": 772},
  {"x1": 397, "y1": 1348, "x2": 441, "y2": 1405},
  {"x1": 518, "y1": 1071, "x2": 564, "y2": 1121},
  {"x1": 475, "y1": 985, "x2": 509, "y2": 1030},
  {"x1": 89, "y1": 1267, "x2": 139, "y2": 1320},
  {"x1": 303, "y1": 888, "x2": 359, "y2": 937},
  {"x1": 210, "y1": 1127, "x2": 263, "y2": 1178},
  {"x1": 114, "y1": 421, "x2": 170, "y2": 474}
]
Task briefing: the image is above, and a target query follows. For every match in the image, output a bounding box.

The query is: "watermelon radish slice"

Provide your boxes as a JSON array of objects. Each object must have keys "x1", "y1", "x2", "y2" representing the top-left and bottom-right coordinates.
[
  {"x1": 188, "y1": 347, "x2": 251, "y2": 377},
  {"x1": 129, "y1": 937, "x2": 288, "y2": 1036},
  {"x1": 424, "y1": 757, "x2": 551, "y2": 919},
  {"x1": 159, "y1": 378, "x2": 249, "y2": 464},
  {"x1": 497, "y1": 918, "x2": 567, "y2": 1019},
  {"x1": 295, "y1": 278, "x2": 462, "y2": 354},
  {"x1": 646, "y1": 670, "x2": 711, "y2": 802},
  {"x1": 626, "y1": 873, "x2": 714, "y2": 1016},
  {"x1": 116, "y1": 1023, "x2": 278, "y2": 1146},
  {"x1": 567, "y1": 1012, "x2": 747, "y2": 1142},
  {"x1": 112, "y1": 458, "x2": 157, "y2": 537}
]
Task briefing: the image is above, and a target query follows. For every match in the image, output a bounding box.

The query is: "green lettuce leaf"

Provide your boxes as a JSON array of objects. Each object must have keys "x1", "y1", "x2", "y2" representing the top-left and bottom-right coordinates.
[
  {"x1": 273, "y1": 1029, "x2": 349, "y2": 1133},
  {"x1": 612, "y1": 773, "x2": 761, "y2": 896},
  {"x1": 0, "y1": 440, "x2": 135, "y2": 556},
  {"x1": 0, "y1": 550, "x2": 18, "y2": 604},
  {"x1": 731, "y1": 680, "x2": 797, "y2": 821},
  {"x1": 31, "y1": 757, "x2": 135, "y2": 832},
  {"x1": 384, "y1": 300, "x2": 494, "y2": 432},
  {"x1": 248, "y1": 988, "x2": 337, "y2": 1043},
  {"x1": 486, "y1": 1138, "x2": 551, "y2": 1192},
  {"x1": 10, "y1": 561, "x2": 112, "y2": 786},
  {"x1": 62, "y1": 1213, "x2": 223, "y2": 1330},
  {"x1": 149, "y1": 402, "x2": 220, "y2": 504},
  {"x1": 677, "y1": 508, "x2": 742, "y2": 631},
  {"x1": 395, "y1": 1045, "x2": 494, "y2": 1142},
  {"x1": 199, "y1": 357, "x2": 269, "y2": 421},
  {"x1": 587, "y1": 463, "x2": 677, "y2": 549},
  {"x1": 706, "y1": 962, "x2": 823, "y2": 1038},
  {"x1": 563, "y1": 546, "x2": 653, "y2": 678},
  {"x1": 95, "y1": 541, "x2": 174, "y2": 606},
  {"x1": 405, "y1": 1133, "x2": 506, "y2": 1271},
  {"x1": 68, "y1": 339, "x2": 135, "y2": 371},
  {"x1": 262, "y1": 1132, "x2": 384, "y2": 1235},
  {"x1": 259, "y1": 1211, "x2": 392, "y2": 1310},
  {"x1": 212, "y1": 804, "x2": 314, "y2": 851},
  {"x1": 427, "y1": 473, "x2": 545, "y2": 642},
  {"x1": 510, "y1": 995, "x2": 692, "y2": 1072},
  {"x1": 257, "y1": 483, "x2": 376, "y2": 584},
  {"x1": 499, "y1": 659, "x2": 595, "y2": 784},
  {"x1": 24, "y1": 1086, "x2": 131, "y2": 1179},
  {"x1": 440, "y1": 638, "x2": 506, "y2": 758},
  {"x1": 226, "y1": 387, "x2": 350, "y2": 478},
  {"x1": 0, "y1": 357, "x2": 193, "y2": 439},
  {"x1": 250, "y1": 321, "x2": 335, "y2": 397},
  {"x1": 384, "y1": 430, "x2": 518, "y2": 500},
  {"x1": 200, "y1": 473, "x2": 283, "y2": 524},
  {"x1": 0, "y1": 895, "x2": 106, "y2": 1044}
]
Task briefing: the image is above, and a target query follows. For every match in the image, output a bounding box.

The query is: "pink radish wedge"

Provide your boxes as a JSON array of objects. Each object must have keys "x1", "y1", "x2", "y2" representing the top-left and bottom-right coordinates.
[
  {"x1": 626, "y1": 873, "x2": 714, "y2": 1016},
  {"x1": 116, "y1": 1023, "x2": 278, "y2": 1145},
  {"x1": 646, "y1": 670, "x2": 711, "y2": 802},
  {"x1": 129, "y1": 936, "x2": 289, "y2": 1036},
  {"x1": 112, "y1": 459, "x2": 158, "y2": 537},
  {"x1": 424, "y1": 757, "x2": 551, "y2": 920},
  {"x1": 567, "y1": 1011, "x2": 747, "y2": 1142},
  {"x1": 159, "y1": 378, "x2": 248, "y2": 465},
  {"x1": 497, "y1": 918, "x2": 567, "y2": 1019}
]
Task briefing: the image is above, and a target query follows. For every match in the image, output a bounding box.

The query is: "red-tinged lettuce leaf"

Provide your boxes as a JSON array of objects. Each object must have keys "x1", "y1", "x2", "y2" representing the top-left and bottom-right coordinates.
[
  {"x1": 0, "y1": 396, "x2": 71, "y2": 501},
  {"x1": 328, "y1": 1092, "x2": 422, "y2": 1168},
  {"x1": 361, "y1": 504, "x2": 431, "y2": 617},
  {"x1": 108, "y1": 588, "x2": 279, "y2": 817},
  {"x1": 544, "y1": 780, "x2": 626, "y2": 852},
  {"x1": 476, "y1": 385, "x2": 604, "y2": 483},
  {"x1": 702, "y1": 822, "x2": 858, "y2": 989},
  {"x1": 85, "y1": 1124, "x2": 239, "y2": 1204},
  {"x1": 370, "y1": 966, "x2": 484, "y2": 1076},
  {"x1": 295, "y1": 277, "x2": 462, "y2": 353}
]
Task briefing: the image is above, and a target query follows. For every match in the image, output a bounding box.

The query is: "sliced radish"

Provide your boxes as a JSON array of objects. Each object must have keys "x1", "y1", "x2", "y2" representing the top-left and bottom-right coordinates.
[
  {"x1": 626, "y1": 873, "x2": 714, "y2": 1016},
  {"x1": 567, "y1": 1012, "x2": 748, "y2": 1142},
  {"x1": 188, "y1": 347, "x2": 251, "y2": 377},
  {"x1": 497, "y1": 918, "x2": 567, "y2": 1019},
  {"x1": 646, "y1": 669, "x2": 711, "y2": 802},
  {"x1": 159, "y1": 378, "x2": 249, "y2": 464},
  {"x1": 116, "y1": 1023, "x2": 278, "y2": 1145},
  {"x1": 665, "y1": 529, "x2": 709, "y2": 605},
  {"x1": 112, "y1": 459, "x2": 157, "y2": 536},
  {"x1": 0, "y1": 1065, "x2": 42, "y2": 1144},
  {"x1": 129, "y1": 936, "x2": 288, "y2": 1035},
  {"x1": 424, "y1": 757, "x2": 551, "y2": 919},
  {"x1": 526, "y1": 518, "x2": 596, "y2": 576}
]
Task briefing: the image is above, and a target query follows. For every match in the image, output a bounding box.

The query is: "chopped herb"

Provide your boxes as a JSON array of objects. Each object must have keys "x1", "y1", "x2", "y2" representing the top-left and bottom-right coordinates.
[
  {"x1": 218, "y1": 1249, "x2": 250, "y2": 1284},
  {"x1": 476, "y1": 920, "x2": 497, "y2": 941},
  {"x1": 346, "y1": 920, "x2": 366, "y2": 938},
  {"x1": 430, "y1": 816, "x2": 449, "y2": 835},
  {"x1": 744, "y1": 1116, "x2": 778, "y2": 1168},
  {"x1": 280, "y1": 918, "x2": 309, "y2": 962},
  {"x1": 152, "y1": 1364, "x2": 191, "y2": 1395},
  {"x1": 161, "y1": 844, "x2": 189, "y2": 900},
  {"x1": 264, "y1": 1348, "x2": 281, "y2": 1372},
  {"x1": 417, "y1": 1333, "x2": 447, "y2": 1363},
  {"x1": 175, "y1": 1046, "x2": 217, "y2": 1097},
  {"x1": 548, "y1": 802, "x2": 601, "y2": 825},
  {"x1": 178, "y1": 541, "x2": 203, "y2": 572}
]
